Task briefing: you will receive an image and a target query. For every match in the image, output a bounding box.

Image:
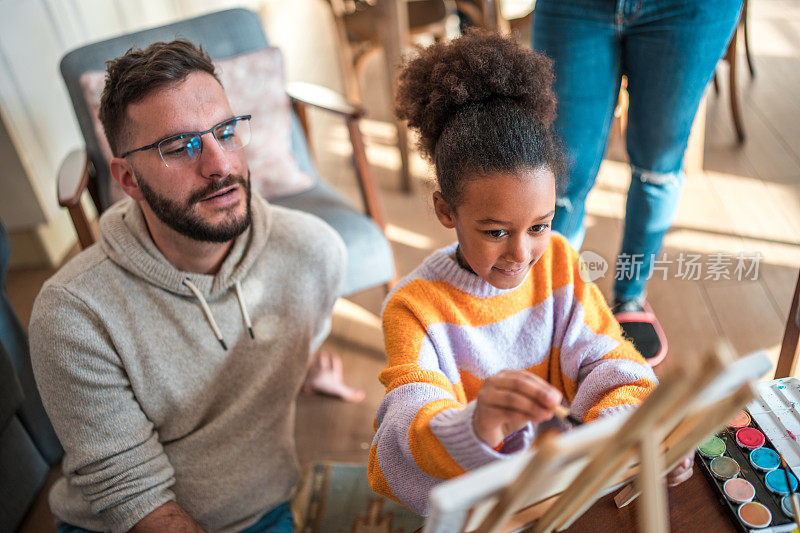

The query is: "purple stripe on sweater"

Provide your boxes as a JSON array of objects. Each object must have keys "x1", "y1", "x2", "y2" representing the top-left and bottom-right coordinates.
[
  {"x1": 373, "y1": 383, "x2": 528, "y2": 515},
  {"x1": 415, "y1": 337, "x2": 460, "y2": 382},
  {"x1": 570, "y1": 358, "x2": 656, "y2": 418},
  {"x1": 421, "y1": 286, "x2": 620, "y2": 385},
  {"x1": 550, "y1": 285, "x2": 622, "y2": 379},
  {"x1": 373, "y1": 382, "x2": 462, "y2": 515},
  {"x1": 430, "y1": 401, "x2": 532, "y2": 471}
]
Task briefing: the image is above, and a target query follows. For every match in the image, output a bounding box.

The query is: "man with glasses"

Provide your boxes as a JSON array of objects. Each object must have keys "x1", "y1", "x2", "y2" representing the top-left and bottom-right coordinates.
[{"x1": 29, "y1": 40, "x2": 346, "y2": 532}]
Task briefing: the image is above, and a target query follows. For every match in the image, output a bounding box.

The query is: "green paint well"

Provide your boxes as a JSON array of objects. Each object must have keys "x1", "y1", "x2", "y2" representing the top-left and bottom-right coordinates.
[{"x1": 698, "y1": 436, "x2": 726, "y2": 458}]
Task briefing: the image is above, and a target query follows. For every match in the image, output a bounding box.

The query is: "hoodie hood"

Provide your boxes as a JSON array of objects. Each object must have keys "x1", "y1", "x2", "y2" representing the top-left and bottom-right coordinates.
[{"x1": 99, "y1": 194, "x2": 271, "y2": 299}]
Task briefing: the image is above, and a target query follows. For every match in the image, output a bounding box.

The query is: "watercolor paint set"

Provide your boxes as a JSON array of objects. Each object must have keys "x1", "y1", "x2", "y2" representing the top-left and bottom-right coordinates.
[{"x1": 695, "y1": 377, "x2": 800, "y2": 532}]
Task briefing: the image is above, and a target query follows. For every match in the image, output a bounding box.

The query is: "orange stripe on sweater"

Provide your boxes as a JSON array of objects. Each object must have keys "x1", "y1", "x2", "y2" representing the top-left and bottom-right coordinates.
[
  {"x1": 545, "y1": 234, "x2": 576, "y2": 289},
  {"x1": 386, "y1": 235, "x2": 578, "y2": 330},
  {"x1": 576, "y1": 281, "x2": 626, "y2": 338},
  {"x1": 408, "y1": 399, "x2": 468, "y2": 479},
  {"x1": 575, "y1": 275, "x2": 649, "y2": 366},
  {"x1": 460, "y1": 370, "x2": 483, "y2": 403},
  {"x1": 597, "y1": 342, "x2": 649, "y2": 365},
  {"x1": 382, "y1": 302, "x2": 428, "y2": 368},
  {"x1": 368, "y1": 444, "x2": 402, "y2": 504},
  {"x1": 584, "y1": 378, "x2": 656, "y2": 422}
]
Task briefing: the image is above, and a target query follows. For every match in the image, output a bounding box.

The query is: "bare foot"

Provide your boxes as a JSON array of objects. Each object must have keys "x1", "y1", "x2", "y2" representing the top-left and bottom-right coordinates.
[
  {"x1": 666, "y1": 456, "x2": 694, "y2": 487},
  {"x1": 302, "y1": 350, "x2": 366, "y2": 403}
]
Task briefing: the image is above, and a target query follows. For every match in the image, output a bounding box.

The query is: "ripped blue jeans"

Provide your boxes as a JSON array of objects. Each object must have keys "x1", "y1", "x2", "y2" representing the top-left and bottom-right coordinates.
[{"x1": 532, "y1": 0, "x2": 741, "y2": 301}]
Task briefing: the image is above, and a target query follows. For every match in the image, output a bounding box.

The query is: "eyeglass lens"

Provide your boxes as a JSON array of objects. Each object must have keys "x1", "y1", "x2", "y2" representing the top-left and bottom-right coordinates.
[{"x1": 157, "y1": 116, "x2": 251, "y2": 168}]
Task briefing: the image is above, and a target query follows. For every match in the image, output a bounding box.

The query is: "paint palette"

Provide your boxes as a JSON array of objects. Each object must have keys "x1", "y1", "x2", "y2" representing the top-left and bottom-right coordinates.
[
  {"x1": 695, "y1": 378, "x2": 800, "y2": 532},
  {"x1": 748, "y1": 378, "x2": 800, "y2": 471}
]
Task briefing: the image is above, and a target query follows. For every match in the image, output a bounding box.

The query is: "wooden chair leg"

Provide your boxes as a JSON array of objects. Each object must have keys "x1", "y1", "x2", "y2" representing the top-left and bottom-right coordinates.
[
  {"x1": 329, "y1": 0, "x2": 365, "y2": 103},
  {"x1": 727, "y1": 28, "x2": 746, "y2": 143},
  {"x1": 346, "y1": 117, "x2": 400, "y2": 292},
  {"x1": 397, "y1": 122, "x2": 413, "y2": 193},
  {"x1": 374, "y1": 0, "x2": 414, "y2": 194},
  {"x1": 347, "y1": 117, "x2": 387, "y2": 229},
  {"x1": 775, "y1": 269, "x2": 800, "y2": 379},
  {"x1": 743, "y1": 0, "x2": 755, "y2": 77},
  {"x1": 478, "y1": 0, "x2": 499, "y2": 30},
  {"x1": 455, "y1": 1, "x2": 484, "y2": 27}
]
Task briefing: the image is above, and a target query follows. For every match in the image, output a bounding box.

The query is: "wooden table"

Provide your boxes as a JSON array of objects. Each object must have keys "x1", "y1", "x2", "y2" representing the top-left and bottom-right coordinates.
[
  {"x1": 776, "y1": 269, "x2": 800, "y2": 379},
  {"x1": 411, "y1": 458, "x2": 736, "y2": 532},
  {"x1": 565, "y1": 458, "x2": 736, "y2": 532}
]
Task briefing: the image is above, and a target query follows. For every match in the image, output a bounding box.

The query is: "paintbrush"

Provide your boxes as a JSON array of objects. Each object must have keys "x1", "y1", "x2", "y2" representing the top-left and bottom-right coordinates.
[
  {"x1": 552, "y1": 404, "x2": 583, "y2": 426},
  {"x1": 779, "y1": 454, "x2": 800, "y2": 531}
]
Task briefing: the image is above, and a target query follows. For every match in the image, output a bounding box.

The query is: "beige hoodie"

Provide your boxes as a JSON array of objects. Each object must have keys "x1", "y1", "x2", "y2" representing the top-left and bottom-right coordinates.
[{"x1": 29, "y1": 194, "x2": 345, "y2": 532}]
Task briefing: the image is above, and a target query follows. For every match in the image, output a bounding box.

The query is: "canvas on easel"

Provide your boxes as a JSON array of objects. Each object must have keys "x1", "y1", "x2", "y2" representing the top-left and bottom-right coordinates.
[{"x1": 422, "y1": 343, "x2": 773, "y2": 533}]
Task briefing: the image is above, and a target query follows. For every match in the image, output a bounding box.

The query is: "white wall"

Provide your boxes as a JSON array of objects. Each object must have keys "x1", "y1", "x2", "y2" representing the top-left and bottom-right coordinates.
[{"x1": 0, "y1": 0, "x2": 268, "y2": 265}]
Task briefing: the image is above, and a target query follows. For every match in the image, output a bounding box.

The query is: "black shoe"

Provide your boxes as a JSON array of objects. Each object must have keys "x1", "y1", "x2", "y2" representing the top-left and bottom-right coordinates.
[{"x1": 612, "y1": 299, "x2": 668, "y2": 366}]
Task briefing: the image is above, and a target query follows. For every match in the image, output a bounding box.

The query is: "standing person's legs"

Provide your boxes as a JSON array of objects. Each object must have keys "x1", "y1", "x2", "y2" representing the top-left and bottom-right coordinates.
[
  {"x1": 616, "y1": 0, "x2": 742, "y2": 303},
  {"x1": 610, "y1": 0, "x2": 741, "y2": 365},
  {"x1": 532, "y1": 0, "x2": 621, "y2": 250}
]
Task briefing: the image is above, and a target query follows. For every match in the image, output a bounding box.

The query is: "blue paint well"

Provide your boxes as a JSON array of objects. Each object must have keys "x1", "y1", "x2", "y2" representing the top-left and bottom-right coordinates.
[
  {"x1": 782, "y1": 495, "x2": 795, "y2": 518},
  {"x1": 765, "y1": 469, "x2": 799, "y2": 494},
  {"x1": 750, "y1": 448, "x2": 780, "y2": 471}
]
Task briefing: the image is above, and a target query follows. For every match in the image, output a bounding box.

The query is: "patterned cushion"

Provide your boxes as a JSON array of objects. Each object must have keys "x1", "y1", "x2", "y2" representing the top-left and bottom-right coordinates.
[
  {"x1": 78, "y1": 46, "x2": 315, "y2": 202},
  {"x1": 217, "y1": 48, "x2": 316, "y2": 198},
  {"x1": 79, "y1": 71, "x2": 126, "y2": 204}
]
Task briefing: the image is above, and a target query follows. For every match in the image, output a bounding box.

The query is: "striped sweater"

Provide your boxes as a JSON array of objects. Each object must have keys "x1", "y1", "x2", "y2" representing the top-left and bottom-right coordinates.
[{"x1": 368, "y1": 235, "x2": 657, "y2": 515}]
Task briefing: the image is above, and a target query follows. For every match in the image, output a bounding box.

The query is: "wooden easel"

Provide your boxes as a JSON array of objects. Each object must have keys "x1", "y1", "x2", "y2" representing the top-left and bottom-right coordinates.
[{"x1": 423, "y1": 344, "x2": 773, "y2": 533}]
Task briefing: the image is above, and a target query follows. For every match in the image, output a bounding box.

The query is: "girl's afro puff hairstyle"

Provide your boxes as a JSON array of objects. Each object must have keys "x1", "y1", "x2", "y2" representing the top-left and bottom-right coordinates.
[{"x1": 395, "y1": 29, "x2": 565, "y2": 206}]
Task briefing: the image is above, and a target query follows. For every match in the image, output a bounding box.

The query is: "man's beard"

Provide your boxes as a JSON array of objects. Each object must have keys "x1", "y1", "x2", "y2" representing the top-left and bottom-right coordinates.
[{"x1": 136, "y1": 170, "x2": 252, "y2": 243}]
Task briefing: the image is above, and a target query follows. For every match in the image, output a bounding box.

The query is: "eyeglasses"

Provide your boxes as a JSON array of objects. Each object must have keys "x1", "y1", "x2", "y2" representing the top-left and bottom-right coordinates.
[{"x1": 120, "y1": 115, "x2": 252, "y2": 168}]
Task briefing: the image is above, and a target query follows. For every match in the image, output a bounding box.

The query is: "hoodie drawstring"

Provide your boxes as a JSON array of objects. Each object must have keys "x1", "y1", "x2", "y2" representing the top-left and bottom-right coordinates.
[
  {"x1": 234, "y1": 281, "x2": 255, "y2": 339},
  {"x1": 183, "y1": 278, "x2": 255, "y2": 350}
]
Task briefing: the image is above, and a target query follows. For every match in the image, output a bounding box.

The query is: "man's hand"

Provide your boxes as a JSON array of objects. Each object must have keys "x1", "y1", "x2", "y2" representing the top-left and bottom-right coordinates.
[
  {"x1": 130, "y1": 501, "x2": 205, "y2": 532},
  {"x1": 666, "y1": 455, "x2": 694, "y2": 486},
  {"x1": 302, "y1": 350, "x2": 366, "y2": 403},
  {"x1": 473, "y1": 370, "x2": 562, "y2": 448}
]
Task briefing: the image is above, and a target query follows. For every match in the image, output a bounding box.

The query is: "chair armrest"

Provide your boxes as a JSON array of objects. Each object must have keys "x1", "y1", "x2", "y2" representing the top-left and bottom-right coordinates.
[
  {"x1": 288, "y1": 83, "x2": 388, "y2": 232},
  {"x1": 287, "y1": 82, "x2": 364, "y2": 119},
  {"x1": 57, "y1": 148, "x2": 98, "y2": 249},
  {"x1": 57, "y1": 149, "x2": 90, "y2": 208}
]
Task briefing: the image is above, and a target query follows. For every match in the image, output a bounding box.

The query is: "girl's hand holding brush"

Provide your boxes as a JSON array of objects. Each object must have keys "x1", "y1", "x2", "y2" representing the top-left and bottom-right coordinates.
[{"x1": 473, "y1": 370, "x2": 564, "y2": 448}]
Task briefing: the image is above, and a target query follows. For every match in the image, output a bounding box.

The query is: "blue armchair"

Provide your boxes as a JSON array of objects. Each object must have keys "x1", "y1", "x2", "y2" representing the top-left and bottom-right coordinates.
[
  {"x1": 0, "y1": 221, "x2": 63, "y2": 531},
  {"x1": 57, "y1": 8, "x2": 395, "y2": 296}
]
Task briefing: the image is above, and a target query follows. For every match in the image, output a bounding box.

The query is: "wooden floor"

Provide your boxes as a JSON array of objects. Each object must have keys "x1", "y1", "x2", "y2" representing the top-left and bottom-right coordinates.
[
  {"x1": 8, "y1": 0, "x2": 800, "y2": 529},
  {"x1": 292, "y1": 0, "x2": 800, "y2": 462}
]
